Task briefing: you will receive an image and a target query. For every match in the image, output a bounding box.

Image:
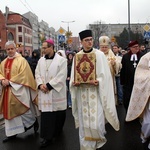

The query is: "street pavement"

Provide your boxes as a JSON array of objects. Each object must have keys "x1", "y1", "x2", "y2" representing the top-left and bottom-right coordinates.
[{"x1": 0, "y1": 105, "x2": 145, "y2": 150}]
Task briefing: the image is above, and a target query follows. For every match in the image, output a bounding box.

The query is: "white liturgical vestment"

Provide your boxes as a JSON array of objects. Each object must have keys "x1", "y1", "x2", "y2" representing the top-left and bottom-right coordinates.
[{"x1": 70, "y1": 49, "x2": 119, "y2": 150}]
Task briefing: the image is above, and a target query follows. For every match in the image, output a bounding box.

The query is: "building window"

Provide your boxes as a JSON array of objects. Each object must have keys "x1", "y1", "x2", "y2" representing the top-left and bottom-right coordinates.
[
  {"x1": 19, "y1": 36, "x2": 22, "y2": 42},
  {"x1": 18, "y1": 26, "x2": 22, "y2": 32},
  {"x1": 8, "y1": 32, "x2": 14, "y2": 41}
]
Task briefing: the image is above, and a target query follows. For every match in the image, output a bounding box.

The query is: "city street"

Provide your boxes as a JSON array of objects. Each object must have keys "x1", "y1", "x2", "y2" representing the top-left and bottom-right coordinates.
[{"x1": 0, "y1": 105, "x2": 145, "y2": 150}]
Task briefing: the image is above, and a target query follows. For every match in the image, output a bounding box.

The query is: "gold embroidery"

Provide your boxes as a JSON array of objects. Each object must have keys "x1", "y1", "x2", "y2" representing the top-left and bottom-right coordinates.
[
  {"x1": 43, "y1": 100, "x2": 51, "y2": 108},
  {"x1": 90, "y1": 94, "x2": 96, "y2": 99},
  {"x1": 83, "y1": 108, "x2": 87, "y2": 113},
  {"x1": 82, "y1": 94, "x2": 86, "y2": 99},
  {"x1": 91, "y1": 109, "x2": 96, "y2": 114}
]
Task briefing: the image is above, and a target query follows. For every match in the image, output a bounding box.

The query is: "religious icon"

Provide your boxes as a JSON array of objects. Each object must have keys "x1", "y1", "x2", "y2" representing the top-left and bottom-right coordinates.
[{"x1": 74, "y1": 53, "x2": 96, "y2": 83}]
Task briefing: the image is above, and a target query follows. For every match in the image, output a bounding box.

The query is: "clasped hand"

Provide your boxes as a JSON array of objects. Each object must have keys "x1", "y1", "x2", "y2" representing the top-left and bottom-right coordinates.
[
  {"x1": 1, "y1": 79, "x2": 9, "y2": 87},
  {"x1": 110, "y1": 59, "x2": 116, "y2": 66},
  {"x1": 40, "y1": 84, "x2": 48, "y2": 93}
]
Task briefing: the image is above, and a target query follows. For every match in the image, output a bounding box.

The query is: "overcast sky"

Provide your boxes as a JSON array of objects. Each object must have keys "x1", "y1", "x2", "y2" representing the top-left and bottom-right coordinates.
[{"x1": 0, "y1": 0, "x2": 150, "y2": 36}]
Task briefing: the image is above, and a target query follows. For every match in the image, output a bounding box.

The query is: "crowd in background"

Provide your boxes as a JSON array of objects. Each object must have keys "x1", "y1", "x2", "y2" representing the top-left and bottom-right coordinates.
[{"x1": 0, "y1": 31, "x2": 150, "y2": 150}]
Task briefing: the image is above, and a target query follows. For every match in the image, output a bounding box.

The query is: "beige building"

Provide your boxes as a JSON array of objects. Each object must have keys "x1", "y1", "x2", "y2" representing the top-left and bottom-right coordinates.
[{"x1": 89, "y1": 23, "x2": 146, "y2": 38}]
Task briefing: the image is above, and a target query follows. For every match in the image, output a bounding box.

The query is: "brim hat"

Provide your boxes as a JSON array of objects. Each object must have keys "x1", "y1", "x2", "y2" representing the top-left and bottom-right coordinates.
[
  {"x1": 79, "y1": 30, "x2": 92, "y2": 40},
  {"x1": 45, "y1": 39, "x2": 54, "y2": 45},
  {"x1": 128, "y1": 40, "x2": 138, "y2": 48},
  {"x1": 99, "y1": 36, "x2": 110, "y2": 46}
]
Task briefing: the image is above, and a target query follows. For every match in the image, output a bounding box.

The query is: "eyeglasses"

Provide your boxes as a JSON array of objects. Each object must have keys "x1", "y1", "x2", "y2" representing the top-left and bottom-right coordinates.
[
  {"x1": 101, "y1": 46, "x2": 108, "y2": 49},
  {"x1": 42, "y1": 46, "x2": 51, "y2": 50},
  {"x1": 84, "y1": 38, "x2": 93, "y2": 42},
  {"x1": 7, "y1": 48, "x2": 14, "y2": 51},
  {"x1": 42, "y1": 47, "x2": 48, "y2": 50},
  {"x1": 131, "y1": 45, "x2": 139, "y2": 48}
]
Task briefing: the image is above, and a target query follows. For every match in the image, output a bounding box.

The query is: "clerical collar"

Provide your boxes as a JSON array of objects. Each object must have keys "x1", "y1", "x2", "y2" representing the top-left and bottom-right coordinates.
[
  {"x1": 83, "y1": 48, "x2": 93, "y2": 53},
  {"x1": 130, "y1": 54, "x2": 137, "y2": 61},
  {"x1": 45, "y1": 52, "x2": 55, "y2": 59}
]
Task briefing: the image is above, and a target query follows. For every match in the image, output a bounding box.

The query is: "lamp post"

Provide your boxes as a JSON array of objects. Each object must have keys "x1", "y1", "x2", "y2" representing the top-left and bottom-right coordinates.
[
  {"x1": 61, "y1": 20, "x2": 75, "y2": 50},
  {"x1": 61, "y1": 20, "x2": 75, "y2": 33},
  {"x1": 128, "y1": 0, "x2": 131, "y2": 42}
]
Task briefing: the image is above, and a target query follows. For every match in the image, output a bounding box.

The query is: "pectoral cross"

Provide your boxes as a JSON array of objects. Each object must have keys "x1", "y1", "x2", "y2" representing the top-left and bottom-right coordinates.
[{"x1": 133, "y1": 62, "x2": 137, "y2": 68}]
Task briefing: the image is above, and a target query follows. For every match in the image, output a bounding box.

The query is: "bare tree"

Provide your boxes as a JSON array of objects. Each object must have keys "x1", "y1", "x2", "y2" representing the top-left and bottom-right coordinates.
[{"x1": 89, "y1": 21, "x2": 108, "y2": 48}]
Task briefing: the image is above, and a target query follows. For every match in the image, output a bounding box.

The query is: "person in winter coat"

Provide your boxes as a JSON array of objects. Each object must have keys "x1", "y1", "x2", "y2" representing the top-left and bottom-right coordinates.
[{"x1": 30, "y1": 50, "x2": 40, "y2": 77}]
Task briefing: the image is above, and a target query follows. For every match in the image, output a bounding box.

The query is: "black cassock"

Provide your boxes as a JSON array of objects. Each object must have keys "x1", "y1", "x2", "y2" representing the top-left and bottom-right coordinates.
[
  {"x1": 40, "y1": 110, "x2": 66, "y2": 140},
  {"x1": 120, "y1": 51, "x2": 143, "y2": 112}
]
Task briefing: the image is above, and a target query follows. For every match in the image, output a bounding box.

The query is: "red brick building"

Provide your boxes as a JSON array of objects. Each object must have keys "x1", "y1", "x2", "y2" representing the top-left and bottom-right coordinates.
[
  {"x1": 70, "y1": 37, "x2": 80, "y2": 51},
  {"x1": 0, "y1": 9, "x2": 33, "y2": 55}
]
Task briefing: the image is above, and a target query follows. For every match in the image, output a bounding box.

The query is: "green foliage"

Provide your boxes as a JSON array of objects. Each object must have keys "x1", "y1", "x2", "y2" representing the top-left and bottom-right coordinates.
[{"x1": 115, "y1": 28, "x2": 144, "y2": 49}]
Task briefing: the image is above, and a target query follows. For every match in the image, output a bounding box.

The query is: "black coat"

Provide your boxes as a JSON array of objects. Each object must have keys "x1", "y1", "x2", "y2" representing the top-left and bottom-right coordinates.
[
  {"x1": 120, "y1": 50, "x2": 143, "y2": 110},
  {"x1": 30, "y1": 50, "x2": 40, "y2": 77}
]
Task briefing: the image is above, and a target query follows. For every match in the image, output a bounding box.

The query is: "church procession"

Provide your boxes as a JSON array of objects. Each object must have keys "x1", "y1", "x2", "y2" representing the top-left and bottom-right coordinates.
[{"x1": 0, "y1": 28, "x2": 150, "y2": 150}]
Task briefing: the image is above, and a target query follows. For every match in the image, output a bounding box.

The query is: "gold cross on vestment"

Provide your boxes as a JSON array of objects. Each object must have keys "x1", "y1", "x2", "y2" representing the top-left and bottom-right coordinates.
[{"x1": 43, "y1": 100, "x2": 51, "y2": 108}]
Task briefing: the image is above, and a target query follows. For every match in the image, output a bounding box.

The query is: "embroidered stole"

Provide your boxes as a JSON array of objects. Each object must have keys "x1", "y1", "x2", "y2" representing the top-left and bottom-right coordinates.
[
  {"x1": 81, "y1": 85, "x2": 102, "y2": 141},
  {"x1": 3, "y1": 58, "x2": 14, "y2": 118}
]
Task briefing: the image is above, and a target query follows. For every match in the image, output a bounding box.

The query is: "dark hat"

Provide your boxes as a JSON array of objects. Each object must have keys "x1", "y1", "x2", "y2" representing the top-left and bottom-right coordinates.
[
  {"x1": 79, "y1": 30, "x2": 92, "y2": 40},
  {"x1": 128, "y1": 40, "x2": 139, "y2": 48}
]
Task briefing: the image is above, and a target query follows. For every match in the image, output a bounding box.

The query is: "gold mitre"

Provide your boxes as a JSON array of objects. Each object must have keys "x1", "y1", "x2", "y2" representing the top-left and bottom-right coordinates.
[{"x1": 99, "y1": 36, "x2": 110, "y2": 46}]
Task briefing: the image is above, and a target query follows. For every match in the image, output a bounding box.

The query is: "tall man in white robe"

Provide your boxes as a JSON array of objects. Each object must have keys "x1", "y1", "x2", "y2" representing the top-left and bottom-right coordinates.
[
  {"x1": 35, "y1": 39, "x2": 67, "y2": 148},
  {"x1": 70, "y1": 30, "x2": 120, "y2": 150},
  {"x1": 0, "y1": 41, "x2": 39, "y2": 143},
  {"x1": 126, "y1": 52, "x2": 150, "y2": 149}
]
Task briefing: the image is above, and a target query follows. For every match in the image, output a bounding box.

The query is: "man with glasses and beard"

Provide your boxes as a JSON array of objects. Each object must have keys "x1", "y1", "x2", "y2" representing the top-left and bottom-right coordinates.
[{"x1": 35, "y1": 39, "x2": 67, "y2": 148}]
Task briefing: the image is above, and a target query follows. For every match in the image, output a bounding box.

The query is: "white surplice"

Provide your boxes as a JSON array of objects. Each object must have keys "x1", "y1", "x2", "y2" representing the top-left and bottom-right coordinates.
[
  {"x1": 35, "y1": 53, "x2": 67, "y2": 112},
  {"x1": 70, "y1": 49, "x2": 120, "y2": 150}
]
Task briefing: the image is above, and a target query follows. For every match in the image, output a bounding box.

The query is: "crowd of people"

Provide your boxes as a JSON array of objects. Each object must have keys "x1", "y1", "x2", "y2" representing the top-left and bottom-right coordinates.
[{"x1": 0, "y1": 29, "x2": 149, "y2": 150}]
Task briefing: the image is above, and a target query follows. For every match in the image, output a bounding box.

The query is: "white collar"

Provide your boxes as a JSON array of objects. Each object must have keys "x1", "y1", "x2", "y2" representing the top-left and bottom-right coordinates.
[{"x1": 130, "y1": 54, "x2": 137, "y2": 61}]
